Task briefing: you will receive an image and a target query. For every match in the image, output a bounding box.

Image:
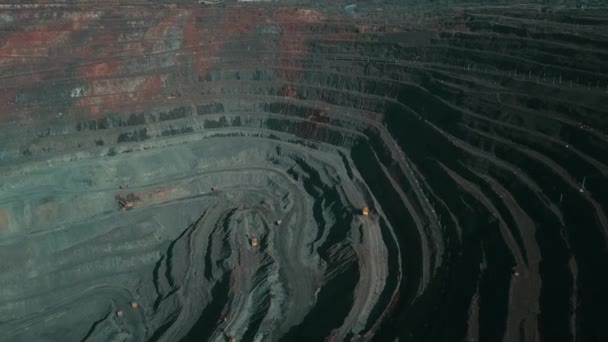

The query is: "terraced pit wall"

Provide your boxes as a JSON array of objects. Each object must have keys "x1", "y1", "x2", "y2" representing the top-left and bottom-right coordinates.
[{"x1": 0, "y1": 1, "x2": 607, "y2": 342}]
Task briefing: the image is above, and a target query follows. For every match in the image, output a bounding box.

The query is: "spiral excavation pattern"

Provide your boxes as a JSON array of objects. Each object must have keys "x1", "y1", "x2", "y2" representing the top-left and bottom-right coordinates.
[{"x1": 0, "y1": 1, "x2": 607, "y2": 342}]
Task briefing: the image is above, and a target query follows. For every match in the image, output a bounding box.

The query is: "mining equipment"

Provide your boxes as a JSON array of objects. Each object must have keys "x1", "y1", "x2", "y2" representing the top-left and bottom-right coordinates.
[{"x1": 118, "y1": 199, "x2": 134, "y2": 211}]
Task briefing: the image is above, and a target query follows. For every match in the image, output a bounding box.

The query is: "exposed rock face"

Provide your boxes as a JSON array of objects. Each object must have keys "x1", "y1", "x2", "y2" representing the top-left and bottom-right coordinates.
[{"x1": 0, "y1": 1, "x2": 607, "y2": 342}]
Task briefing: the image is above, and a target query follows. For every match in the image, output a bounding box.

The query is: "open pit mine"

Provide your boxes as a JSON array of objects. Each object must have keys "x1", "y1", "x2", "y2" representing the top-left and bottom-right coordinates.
[{"x1": 0, "y1": 1, "x2": 607, "y2": 341}]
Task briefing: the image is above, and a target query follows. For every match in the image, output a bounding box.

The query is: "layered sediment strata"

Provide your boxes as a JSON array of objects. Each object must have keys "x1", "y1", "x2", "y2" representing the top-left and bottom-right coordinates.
[{"x1": 0, "y1": 1, "x2": 607, "y2": 342}]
